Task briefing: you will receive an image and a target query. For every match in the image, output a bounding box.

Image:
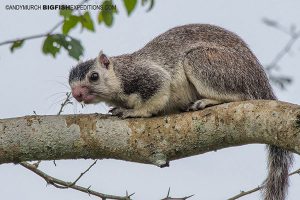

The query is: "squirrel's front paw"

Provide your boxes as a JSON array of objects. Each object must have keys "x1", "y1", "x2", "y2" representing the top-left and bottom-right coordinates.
[
  {"x1": 109, "y1": 107, "x2": 152, "y2": 118},
  {"x1": 109, "y1": 107, "x2": 133, "y2": 119},
  {"x1": 109, "y1": 107, "x2": 125, "y2": 117}
]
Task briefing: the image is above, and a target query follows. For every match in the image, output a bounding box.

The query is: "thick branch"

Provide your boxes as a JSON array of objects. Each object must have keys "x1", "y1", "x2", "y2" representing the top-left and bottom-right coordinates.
[{"x1": 0, "y1": 100, "x2": 300, "y2": 166}]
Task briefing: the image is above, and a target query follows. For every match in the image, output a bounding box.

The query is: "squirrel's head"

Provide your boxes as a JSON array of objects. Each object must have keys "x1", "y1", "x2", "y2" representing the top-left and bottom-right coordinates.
[{"x1": 69, "y1": 51, "x2": 121, "y2": 104}]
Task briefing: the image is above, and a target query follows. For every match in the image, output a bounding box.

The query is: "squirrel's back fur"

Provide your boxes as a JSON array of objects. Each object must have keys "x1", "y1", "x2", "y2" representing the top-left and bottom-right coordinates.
[{"x1": 69, "y1": 24, "x2": 293, "y2": 200}]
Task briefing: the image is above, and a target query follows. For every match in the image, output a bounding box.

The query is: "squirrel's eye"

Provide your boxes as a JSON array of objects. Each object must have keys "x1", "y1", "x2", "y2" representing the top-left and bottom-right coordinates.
[{"x1": 90, "y1": 72, "x2": 99, "y2": 82}]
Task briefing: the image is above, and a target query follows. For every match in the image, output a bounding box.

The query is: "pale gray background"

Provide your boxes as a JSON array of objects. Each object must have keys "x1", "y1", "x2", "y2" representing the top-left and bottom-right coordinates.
[{"x1": 0, "y1": 0, "x2": 300, "y2": 199}]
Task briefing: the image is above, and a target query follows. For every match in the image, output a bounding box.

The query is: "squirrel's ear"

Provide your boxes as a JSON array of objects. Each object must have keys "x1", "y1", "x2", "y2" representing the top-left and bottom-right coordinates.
[{"x1": 98, "y1": 51, "x2": 110, "y2": 69}]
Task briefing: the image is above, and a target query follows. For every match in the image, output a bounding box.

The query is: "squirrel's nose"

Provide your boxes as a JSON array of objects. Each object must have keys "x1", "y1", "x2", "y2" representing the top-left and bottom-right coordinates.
[{"x1": 71, "y1": 86, "x2": 87, "y2": 102}]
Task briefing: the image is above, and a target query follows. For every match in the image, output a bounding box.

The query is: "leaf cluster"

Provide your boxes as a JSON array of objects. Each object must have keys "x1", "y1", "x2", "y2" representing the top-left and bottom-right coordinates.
[{"x1": 9, "y1": 0, "x2": 155, "y2": 60}]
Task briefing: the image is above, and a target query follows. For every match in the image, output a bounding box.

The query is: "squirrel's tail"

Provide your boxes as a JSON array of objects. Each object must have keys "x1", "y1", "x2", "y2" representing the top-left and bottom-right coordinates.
[{"x1": 263, "y1": 145, "x2": 293, "y2": 200}]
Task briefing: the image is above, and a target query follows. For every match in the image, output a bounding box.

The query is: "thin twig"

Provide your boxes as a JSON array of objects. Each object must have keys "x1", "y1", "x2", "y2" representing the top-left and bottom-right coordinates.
[
  {"x1": 227, "y1": 167, "x2": 300, "y2": 200},
  {"x1": 42, "y1": 159, "x2": 98, "y2": 189},
  {"x1": 266, "y1": 31, "x2": 300, "y2": 71},
  {"x1": 68, "y1": 160, "x2": 98, "y2": 187},
  {"x1": 0, "y1": 0, "x2": 89, "y2": 46},
  {"x1": 263, "y1": 18, "x2": 300, "y2": 71},
  {"x1": 161, "y1": 187, "x2": 194, "y2": 200},
  {"x1": 57, "y1": 92, "x2": 72, "y2": 115},
  {"x1": 289, "y1": 168, "x2": 300, "y2": 176},
  {"x1": 262, "y1": 19, "x2": 300, "y2": 89},
  {"x1": 0, "y1": 33, "x2": 49, "y2": 46},
  {"x1": 20, "y1": 161, "x2": 131, "y2": 200},
  {"x1": 227, "y1": 186, "x2": 262, "y2": 200},
  {"x1": 0, "y1": 21, "x2": 62, "y2": 46}
]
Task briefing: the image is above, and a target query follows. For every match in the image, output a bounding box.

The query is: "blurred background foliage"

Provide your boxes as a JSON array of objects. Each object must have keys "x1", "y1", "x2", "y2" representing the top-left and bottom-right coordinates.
[{"x1": 1, "y1": 0, "x2": 299, "y2": 90}]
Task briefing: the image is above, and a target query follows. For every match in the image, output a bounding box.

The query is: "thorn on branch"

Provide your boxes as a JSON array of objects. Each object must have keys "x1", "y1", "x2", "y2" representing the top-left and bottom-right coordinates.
[
  {"x1": 68, "y1": 159, "x2": 98, "y2": 187},
  {"x1": 33, "y1": 160, "x2": 41, "y2": 168},
  {"x1": 161, "y1": 187, "x2": 194, "y2": 200},
  {"x1": 19, "y1": 161, "x2": 129, "y2": 199},
  {"x1": 125, "y1": 190, "x2": 135, "y2": 199}
]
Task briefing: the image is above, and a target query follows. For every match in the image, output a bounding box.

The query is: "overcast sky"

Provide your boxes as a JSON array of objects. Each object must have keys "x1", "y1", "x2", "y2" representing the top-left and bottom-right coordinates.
[{"x1": 1, "y1": 0, "x2": 300, "y2": 200}]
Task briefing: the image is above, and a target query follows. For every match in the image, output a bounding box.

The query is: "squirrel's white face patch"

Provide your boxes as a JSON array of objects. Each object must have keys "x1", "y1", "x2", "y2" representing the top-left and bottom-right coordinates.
[{"x1": 69, "y1": 54, "x2": 122, "y2": 106}]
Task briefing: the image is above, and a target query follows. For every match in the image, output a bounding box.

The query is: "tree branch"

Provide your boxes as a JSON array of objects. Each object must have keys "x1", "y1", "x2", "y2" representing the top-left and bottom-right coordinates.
[
  {"x1": 20, "y1": 92, "x2": 115, "y2": 199},
  {"x1": 0, "y1": 100, "x2": 300, "y2": 166},
  {"x1": 0, "y1": 21, "x2": 61, "y2": 46},
  {"x1": 262, "y1": 18, "x2": 300, "y2": 89},
  {"x1": 227, "y1": 167, "x2": 300, "y2": 200},
  {"x1": 20, "y1": 161, "x2": 132, "y2": 200},
  {"x1": 266, "y1": 31, "x2": 300, "y2": 71},
  {"x1": 161, "y1": 188, "x2": 194, "y2": 200},
  {"x1": 227, "y1": 186, "x2": 262, "y2": 200},
  {"x1": 0, "y1": 0, "x2": 89, "y2": 46},
  {"x1": 68, "y1": 159, "x2": 97, "y2": 187},
  {"x1": 263, "y1": 18, "x2": 300, "y2": 71}
]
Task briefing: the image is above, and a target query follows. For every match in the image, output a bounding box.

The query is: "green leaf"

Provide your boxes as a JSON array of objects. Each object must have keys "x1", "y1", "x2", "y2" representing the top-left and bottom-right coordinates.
[
  {"x1": 53, "y1": 34, "x2": 69, "y2": 49},
  {"x1": 42, "y1": 34, "x2": 83, "y2": 60},
  {"x1": 141, "y1": 0, "x2": 155, "y2": 11},
  {"x1": 123, "y1": 0, "x2": 137, "y2": 15},
  {"x1": 80, "y1": 12, "x2": 95, "y2": 32},
  {"x1": 98, "y1": 0, "x2": 116, "y2": 27},
  {"x1": 67, "y1": 37, "x2": 83, "y2": 60},
  {"x1": 60, "y1": 8, "x2": 78, "y2": 35},
  {"x1": 98, "y1": 10, "x2": 113, "y2": 26},
  {"x1": 59, "y1": 9, "x2": 72, "y2": 18},
  {"x1": 42, "y1": 35, "x2": 61, "y2": 57},
  {"x1": 10, "y1": 40, "x2": 24, "y2": 52},
  {"x1": 102, "y1": 0, "x2": 117, "y2": 13},
  {"x1": 62, "y1": 15, "x2": 79, "y2": 35}
]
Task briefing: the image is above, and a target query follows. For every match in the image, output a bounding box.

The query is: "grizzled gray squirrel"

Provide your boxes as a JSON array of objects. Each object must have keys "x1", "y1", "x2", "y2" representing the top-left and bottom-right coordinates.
[{"x1": 69, "y1": 24, "x2": 293, "y2": 200}]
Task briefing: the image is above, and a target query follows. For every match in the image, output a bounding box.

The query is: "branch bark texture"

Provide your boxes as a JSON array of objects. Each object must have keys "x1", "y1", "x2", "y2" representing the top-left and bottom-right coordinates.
[{"x1": 1, "y1": 100, "x2": 300, "y2": 166}]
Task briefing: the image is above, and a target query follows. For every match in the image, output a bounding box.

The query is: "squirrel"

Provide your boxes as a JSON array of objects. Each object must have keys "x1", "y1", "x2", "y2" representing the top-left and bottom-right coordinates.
[{"x1": 69, "y1": 24, "x2": 293, "y2": 200}]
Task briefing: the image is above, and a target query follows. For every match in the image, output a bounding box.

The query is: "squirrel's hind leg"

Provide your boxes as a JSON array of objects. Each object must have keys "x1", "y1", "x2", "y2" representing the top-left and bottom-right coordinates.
[{"x1": 183, "y1": 47, "x2": 245, "y2": 110}]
